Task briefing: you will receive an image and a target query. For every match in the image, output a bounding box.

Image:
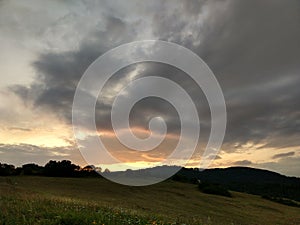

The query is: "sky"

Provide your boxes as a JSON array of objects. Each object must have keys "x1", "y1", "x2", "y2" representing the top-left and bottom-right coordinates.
[{"x1": 0, "y1": 0, "x2": 300, "y2": 176}]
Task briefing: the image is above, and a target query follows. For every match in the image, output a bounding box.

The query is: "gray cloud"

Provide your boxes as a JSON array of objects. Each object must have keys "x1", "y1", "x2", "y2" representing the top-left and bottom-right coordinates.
[
  {"x1": 272, "y1": 151, "x2": 295, "y2": 159},
  {"x1": 11, "y1": 12, "x2": 136, "y2": 120},
  {"x1": 150, "y1": 0, "x2": 300, "y2": 150},
  {"x1": 233, "y1": 160, "x2": 252, "y2": 166},
  {"x1": 0, "y1": 143, "x2": 84, "y2": 167},
  {"x1": 256, "y1": 156, "x2": 300, "y2": 177}
]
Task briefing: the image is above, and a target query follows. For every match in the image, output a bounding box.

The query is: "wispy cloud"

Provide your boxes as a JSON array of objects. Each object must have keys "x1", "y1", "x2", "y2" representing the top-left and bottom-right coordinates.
[{"x1": 272, "y1": 151, "x2": 295, "y2": 159}]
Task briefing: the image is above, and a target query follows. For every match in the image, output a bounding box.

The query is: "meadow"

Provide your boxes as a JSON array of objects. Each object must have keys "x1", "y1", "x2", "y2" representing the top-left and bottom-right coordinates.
[{"x1": 0, "y1": 176, "x2": 300, "y2": 225}]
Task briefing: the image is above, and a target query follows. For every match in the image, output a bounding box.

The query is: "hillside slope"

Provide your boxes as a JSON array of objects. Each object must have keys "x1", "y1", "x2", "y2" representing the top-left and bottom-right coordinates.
[
  {"x1": 176, "y1": 167, "x2": 300, "y2": 201},
  {"x1": 1, "y1": 176, "x2": 299, "y2": 225}
]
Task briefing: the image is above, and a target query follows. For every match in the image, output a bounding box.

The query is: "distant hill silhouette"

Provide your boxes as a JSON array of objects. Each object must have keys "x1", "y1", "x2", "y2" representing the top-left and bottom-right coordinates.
[
  {"x1": 91, "y1": 165, "x2": 300, "y2": 201},
  {"x1": 108, "y1": 166, "x2": 300, "y2": 201},
  {"x1": 175, "y1": 167, "x2": 300, "y2": 202}
]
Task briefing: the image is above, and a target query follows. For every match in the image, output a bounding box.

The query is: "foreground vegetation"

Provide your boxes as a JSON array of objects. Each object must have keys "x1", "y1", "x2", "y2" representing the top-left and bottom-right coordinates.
[{"x1": 1, "y1": 176, "x2": 300, "y2": 225}]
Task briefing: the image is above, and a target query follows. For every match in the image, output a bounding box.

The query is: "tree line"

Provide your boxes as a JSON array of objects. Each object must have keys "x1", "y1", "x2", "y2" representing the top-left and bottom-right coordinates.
[{"x1": 0, "y1": 160, "x2": 108, "y2": 177}]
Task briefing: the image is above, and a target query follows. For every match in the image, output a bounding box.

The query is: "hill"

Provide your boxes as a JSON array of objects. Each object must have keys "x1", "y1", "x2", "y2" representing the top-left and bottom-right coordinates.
[
  {"x1": 107, "y1": 166, "x2": 300, "y2": 202},
  {"x1": 1, "y1": 176, "x2": 300, "y2": 225},
  {"x1": 175, "y1": 167, "x2": 300, "y2": 201}
]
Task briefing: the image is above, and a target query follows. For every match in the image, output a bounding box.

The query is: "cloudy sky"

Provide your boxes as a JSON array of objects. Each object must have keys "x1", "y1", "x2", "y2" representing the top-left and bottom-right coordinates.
[{"x1": 0, "y1": 0, "x2": 299, "y2": 176}]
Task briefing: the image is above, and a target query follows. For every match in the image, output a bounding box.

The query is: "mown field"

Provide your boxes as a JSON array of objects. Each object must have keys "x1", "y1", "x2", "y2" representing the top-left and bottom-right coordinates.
[{"x1": 0, "y1": 176, "x2": 299, "y2": 225}]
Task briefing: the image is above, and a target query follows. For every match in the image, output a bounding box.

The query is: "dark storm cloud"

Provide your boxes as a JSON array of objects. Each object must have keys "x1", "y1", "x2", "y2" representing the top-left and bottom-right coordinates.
[
  {"x1": 11, "y1": 0, "x2": 300, "y2": 155},
  {"x1": 150, "y1": 0, "x2": 300, "y2": 150},
  {"x1": 196, "y1": 0, "x2": 300, "y2": 82},
  {"x1": 194, "y1": 0, "x2": 300, "y2": 149},
  {"x1": 12, "y1": 14, "x2": 136, "y2": 122},
  {"x1": 272, "y1": 151, "x2": 295, "y2": 160}
]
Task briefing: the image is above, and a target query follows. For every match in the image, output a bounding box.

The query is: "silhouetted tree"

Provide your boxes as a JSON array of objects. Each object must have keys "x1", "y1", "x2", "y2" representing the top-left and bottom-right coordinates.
[
  {"x1": 103, "y1": 168, "x2": 110, "y2": 173},
  {"x1": 82, "y1": 165, "x2": 95, "y2": 172},
  {"x1": 22, "y1": 163, "x2": 44, "y2": 175},
  {"x1": 0, "y1": 163, "x2": 16, "y2": 176},
  {"x1": 44, "y1": 160, "x2": 80, "y2": 177},
  {"x1": 79, "y1": 165, "x2": 100, "y2": 177}
]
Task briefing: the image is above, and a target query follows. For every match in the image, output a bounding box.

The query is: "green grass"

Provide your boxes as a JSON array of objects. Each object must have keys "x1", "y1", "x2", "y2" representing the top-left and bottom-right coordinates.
[{"x1": 0, "y1": 176, "x2": 300, "y2": 225}]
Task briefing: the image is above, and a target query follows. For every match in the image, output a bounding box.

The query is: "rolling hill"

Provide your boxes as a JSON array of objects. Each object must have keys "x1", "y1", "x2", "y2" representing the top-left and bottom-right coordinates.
[{"x1": 1, "y1": 176, "x2": 300, "y2": 225}]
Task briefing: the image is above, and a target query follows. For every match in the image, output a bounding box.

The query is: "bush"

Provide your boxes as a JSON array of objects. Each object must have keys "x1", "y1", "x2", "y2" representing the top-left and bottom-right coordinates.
[
  {"x1": 261, "y1": 195, "x2": 300, "y2": 207},
  {"x1": 0, "y1": 163, "x2": 16, "y2": 176},
  {"x1": 198, "y1": 182, "x2": 232, "y2": 197},
  {"x1": 171, "y1": 174, "x2": 189, "y2": 183}
]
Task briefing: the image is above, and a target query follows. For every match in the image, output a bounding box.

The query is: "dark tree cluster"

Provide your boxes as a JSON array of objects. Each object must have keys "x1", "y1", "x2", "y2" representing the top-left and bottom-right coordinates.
[
  {"x1": 198, "y1": 182, "x2": 232, "y2": 197},
  {"x1": 44, "y1": 160, "x2": 80, "y2": 177},
  {"x1": 0, "y1": 160, "x2": 101, "y2": 177},
  {"x1": 0, "y1": 163, "x2": 16, "y2": 176}
]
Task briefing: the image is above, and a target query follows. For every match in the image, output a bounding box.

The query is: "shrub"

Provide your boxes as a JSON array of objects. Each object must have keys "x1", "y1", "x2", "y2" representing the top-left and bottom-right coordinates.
[
  {"x1": 261, "y1": 195, "x2": 300, "y2": 207},
  {"x1": 198, "y1": 182, "x2": 232, "y2": 197}
]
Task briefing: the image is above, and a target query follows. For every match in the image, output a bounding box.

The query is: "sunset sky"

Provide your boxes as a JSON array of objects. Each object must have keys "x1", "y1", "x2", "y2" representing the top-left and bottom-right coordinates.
[{"x1": 0, "y1": 0, "x2": 299, "y2": 176}]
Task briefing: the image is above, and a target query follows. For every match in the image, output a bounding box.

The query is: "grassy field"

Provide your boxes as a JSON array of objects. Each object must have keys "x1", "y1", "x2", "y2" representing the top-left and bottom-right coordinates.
[{"x1": 0, "y1": 176, "x2": 299, "y2": 225}]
